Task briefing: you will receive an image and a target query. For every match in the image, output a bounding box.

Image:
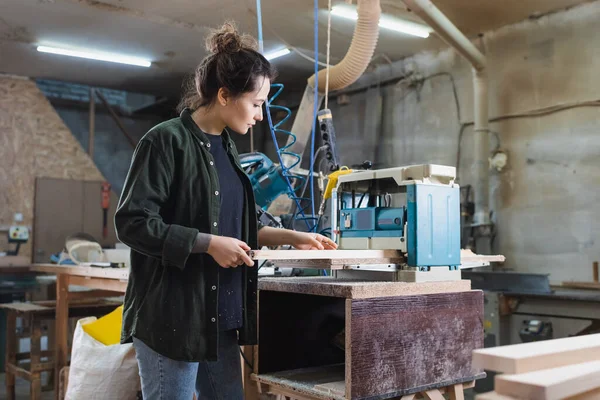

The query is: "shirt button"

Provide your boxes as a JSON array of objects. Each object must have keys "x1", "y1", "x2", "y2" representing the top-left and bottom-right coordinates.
[
  {"x1": 211, "y1": 317, "x2": 216, "y2": 322},
  {"x1": 215, "y1": 191, "x2": 219, "y2": 196},
  {"x1": 212, "y1": 285, "x2": 216, "y2": 290},
  {"x1": 210, "y1": 161, "x2": 214, "y2": 166},
  {"x1": 206, "y1": 143, "x2": 211, "y2": 148},
  {"x1": 200, "y1": 141, "x2": 204, "y2": 146},
  {"x1": 213, "y1": 222, "x2": 218, "y2": 227}
]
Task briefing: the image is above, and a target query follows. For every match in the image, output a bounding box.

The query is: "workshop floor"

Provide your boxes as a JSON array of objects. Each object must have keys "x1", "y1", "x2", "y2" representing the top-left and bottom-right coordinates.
[{"x1": 0, "y1": 373, "x2": 54, "y2": 400}]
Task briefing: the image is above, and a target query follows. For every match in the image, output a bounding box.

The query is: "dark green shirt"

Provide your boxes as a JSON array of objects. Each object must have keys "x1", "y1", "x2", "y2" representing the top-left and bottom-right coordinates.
[{"x1": 115, "y1": 108, "x2": 261, "y2": 362}]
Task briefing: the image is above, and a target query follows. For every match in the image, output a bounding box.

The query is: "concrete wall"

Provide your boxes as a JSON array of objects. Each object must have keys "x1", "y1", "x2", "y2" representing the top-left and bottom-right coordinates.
[
  {"x1": 53, "y1": 106, "x2": 162, "y2": 196},
  {"x1": 324, "y1": 1, "x2": 600, "y2": 284}
]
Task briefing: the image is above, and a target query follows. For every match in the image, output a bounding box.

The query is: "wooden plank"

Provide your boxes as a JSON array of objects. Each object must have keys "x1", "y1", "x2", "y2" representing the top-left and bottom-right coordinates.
[
  {"x1": 0, "y1": 303, "x2": 51, "y2": 312},
  {"x1": 243, "y1": 345, "x2": 259, "y2": 400},
  {"x1": 561, "y1": 281, "x2": 600, "y2": 290},
  {"x1": 449, "y1": 383, "x2": 465, "y2": 400},
  {"x1": 424, "y1": 390, "x2": 445, "y2": 400},
  {"x1": 271, "y1": 258, "x2": 403, "y2": 269},
  {"x1": 5, "y1": 363, "x2": 32, "y2": 380},
  {"x1": 258, "y1": 277, "x2": 471, "y2": 299},
  {"x1": 313, "y1": 381, "x2": 345, "y2": 397},
  {"x1": 250, "y1": 249, "x2": 402, "y2": 261},
  {"x1": 31, "y1": 264, "x2": 129, "y2": 280},
  {"x1": 54, "y1": 273, "x2": 69, "y2": 400},
  {"x1": 68, "y1": 275, "x2": 128, "y2": 292},
  {"x1": 459, "y1": 249, "x2": 505, "y2": 267},
  {"x1": 349, "y1": 291, "x2": 484, "y2": 399},
  {"x1": 6, "y1": 309, "x2": 17, "y2": 400},
  {"x1": 476, "y1": 392, "x2": 517, "y2": 400},
  {"x1": 495, "y1": 360, "x2": 600, "y2": 400},
  {"x1": 472, "y1": 333, "x2": 600, "y2": 374},
  {"x1": 253, "y1": 366, "x2": 345, "y2": 400},
  {"x1": 252, "y1": 249, "x2": 503, "y2": 269}
]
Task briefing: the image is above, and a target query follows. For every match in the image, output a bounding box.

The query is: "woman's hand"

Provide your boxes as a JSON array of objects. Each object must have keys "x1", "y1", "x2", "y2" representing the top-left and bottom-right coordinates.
[
  {"x1": 291, "y1": 232, "x2": 338, "y2": 250},
  {"x1": 207, "y1": 236, "x2": 254, "y2": 268}
]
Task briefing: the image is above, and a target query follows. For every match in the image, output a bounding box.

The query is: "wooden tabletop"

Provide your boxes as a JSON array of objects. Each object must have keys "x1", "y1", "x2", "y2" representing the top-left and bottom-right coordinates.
[{"x1": 31, "y1": 264, "x2": 129, "y2": 280}]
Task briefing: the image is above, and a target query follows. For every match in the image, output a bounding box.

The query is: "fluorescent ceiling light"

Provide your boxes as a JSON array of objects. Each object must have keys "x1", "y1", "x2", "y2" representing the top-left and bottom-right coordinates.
[
  {"x1": 37, "y1": 45, "x2": 152, "y2": 67},
  {"x1": 264, "y1": 48, "x2": 291, "y2": 61},
  {"x1": 331, "y1": 4, "x2": 432, "y2": 38}
]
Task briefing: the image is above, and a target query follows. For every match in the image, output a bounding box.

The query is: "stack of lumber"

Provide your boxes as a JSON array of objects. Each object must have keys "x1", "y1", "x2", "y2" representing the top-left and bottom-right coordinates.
[{"x1": 472, "y1": 334, "x2": 600, "y2": 399}]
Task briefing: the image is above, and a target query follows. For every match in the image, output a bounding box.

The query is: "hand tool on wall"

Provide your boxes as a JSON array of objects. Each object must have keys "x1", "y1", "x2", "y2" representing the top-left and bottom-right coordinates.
[{"x1": 101, "y1": 182, "x2": 111, "y2": 239}]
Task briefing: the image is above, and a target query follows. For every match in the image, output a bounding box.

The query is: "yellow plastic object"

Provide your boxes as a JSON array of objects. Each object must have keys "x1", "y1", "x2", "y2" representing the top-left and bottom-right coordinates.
[
  {"x1": 82, "y1": 305, "x2": 123, "y2": 346},
  {"x1": 323, "y1": 167, "x2": 353, "y2": 200}
]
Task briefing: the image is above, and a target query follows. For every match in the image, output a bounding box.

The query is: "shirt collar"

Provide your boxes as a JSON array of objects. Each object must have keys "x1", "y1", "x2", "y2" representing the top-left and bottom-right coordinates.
[{"x1": 180, "y1": 108, "x2": 233, "y2": 150}]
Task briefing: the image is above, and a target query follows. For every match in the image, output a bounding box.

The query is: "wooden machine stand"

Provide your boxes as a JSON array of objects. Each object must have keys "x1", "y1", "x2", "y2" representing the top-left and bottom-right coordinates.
[{"x1": 251, "y1": 278, "x2": 485, "y2": 399}]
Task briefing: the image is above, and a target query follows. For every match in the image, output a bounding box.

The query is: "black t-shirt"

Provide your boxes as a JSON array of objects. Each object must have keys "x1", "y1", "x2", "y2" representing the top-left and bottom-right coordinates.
[{"x1": 206, "y1": 133, "x2": 244, "y2": 331}]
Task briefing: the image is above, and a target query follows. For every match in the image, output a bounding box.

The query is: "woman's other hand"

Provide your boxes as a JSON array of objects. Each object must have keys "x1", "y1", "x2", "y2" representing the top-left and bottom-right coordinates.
[{"x1": 291, "y1": 232, "x2": 338, "y2": 250}]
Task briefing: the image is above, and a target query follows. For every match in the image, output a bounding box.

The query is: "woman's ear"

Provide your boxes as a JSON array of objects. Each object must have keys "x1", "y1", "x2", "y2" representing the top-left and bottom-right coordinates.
[{"x1": 217, "y1": 88, "x2": 230, "y2": 106}]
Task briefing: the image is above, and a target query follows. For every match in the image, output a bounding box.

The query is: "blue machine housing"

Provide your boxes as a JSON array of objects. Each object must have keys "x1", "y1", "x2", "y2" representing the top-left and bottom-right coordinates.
[
  {"x1": 339, "y1": 207, "x2": 405, "y2": 238},
  {"x1": 338, "y1": 183, "x2": 460, "y2": 269},
  {"x1": 407, "y1": 183, "x2": 461, "y2": 269},
  {"x1": 239, "y1": 152, "x2": 289, "y2": 209}
]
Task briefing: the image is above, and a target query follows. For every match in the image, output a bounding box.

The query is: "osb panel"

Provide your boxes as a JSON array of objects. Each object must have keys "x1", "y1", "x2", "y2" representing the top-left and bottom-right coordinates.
[{"x1": 0, "y1": 75, "x2": 105, "y2": 260}]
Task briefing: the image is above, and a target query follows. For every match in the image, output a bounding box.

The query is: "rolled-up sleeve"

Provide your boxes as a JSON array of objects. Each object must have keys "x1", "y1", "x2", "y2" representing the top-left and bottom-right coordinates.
[{"x1": 115, "y1": 139, "x2": 199, "y2": 270}]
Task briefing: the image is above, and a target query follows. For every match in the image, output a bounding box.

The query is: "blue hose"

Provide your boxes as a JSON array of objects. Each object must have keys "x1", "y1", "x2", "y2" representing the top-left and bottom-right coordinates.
[{"x1": 265, "y1": 85, "x2": 315, "y2": 230}]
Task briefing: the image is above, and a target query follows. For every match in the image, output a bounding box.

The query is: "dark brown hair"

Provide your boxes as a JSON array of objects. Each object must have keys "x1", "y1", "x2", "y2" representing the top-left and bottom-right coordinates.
[{"x1": 177, "y1": 22, "x2": 277, "y2": 112}]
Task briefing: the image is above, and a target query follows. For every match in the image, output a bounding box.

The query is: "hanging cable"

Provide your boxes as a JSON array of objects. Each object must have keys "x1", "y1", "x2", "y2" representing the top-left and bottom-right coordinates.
[
  {"x1": 255, "y1": 0, "x2": 264, "y2": 53},
  {"x1": 324, "y1": 0, "x2": 332, "y2": 110}
]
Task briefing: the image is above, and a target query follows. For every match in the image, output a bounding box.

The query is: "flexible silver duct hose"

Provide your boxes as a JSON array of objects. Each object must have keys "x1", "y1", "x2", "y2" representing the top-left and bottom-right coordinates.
[{"x1": 307, "y1": 0, "x2": 381, "y2": 91}]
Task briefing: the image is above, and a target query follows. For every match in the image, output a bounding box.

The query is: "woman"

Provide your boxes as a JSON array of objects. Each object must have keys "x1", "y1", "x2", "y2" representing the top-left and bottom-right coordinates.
[{"x1": 115, "y1": 22, "x2": 337, "y2": 400}]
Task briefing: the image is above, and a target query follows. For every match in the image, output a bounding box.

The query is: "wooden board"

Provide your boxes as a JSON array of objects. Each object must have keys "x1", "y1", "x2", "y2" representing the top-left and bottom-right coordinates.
[
  {"x1": 251, "y1": 249, "x2": 402, "y2": 260},
  {"x1": 459, "y1": 249, "x2": 505, "y2": 268},
  {"x1": 33, "y1": 178, "x2": 119, "y2": 263},
  {"x1": 34, "y1": 177, "x2": 84, "y2": 263},
  {"x1": 31, "y1": 264, "x2": 129, "y2": 280},
  {"x1": 258, "y1": 277, "x2": 471, "y2": 299},
  {"x1": 472, "y1": 333, "x2": 600, "y2": 374},
  {"x1": 349, "y1": 291, "x2": 484, "y2": 399},
  {"x1": 253, "y1": 365, "x2": 345, "y2": 400},
  {"x1": 495, "y1": 361, "x2": 600, "y2": 400},
  {"x1": 561, "y1": 281, "x2": 600, "y2": 290},
  {"x1": 251, "y1": 249, "x2": 504, "y2": 269}
]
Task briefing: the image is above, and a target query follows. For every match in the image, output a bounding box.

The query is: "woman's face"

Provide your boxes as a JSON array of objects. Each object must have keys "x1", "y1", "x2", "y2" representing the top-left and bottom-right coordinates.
[{"x1": 219, "y1": 76, "x2": 271, "y2": 134}]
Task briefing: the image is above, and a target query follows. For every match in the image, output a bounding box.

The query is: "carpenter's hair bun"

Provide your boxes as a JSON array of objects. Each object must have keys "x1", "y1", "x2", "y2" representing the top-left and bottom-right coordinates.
[{"x1": 206, "y1": 21, "x2": 258, "y2": 54}]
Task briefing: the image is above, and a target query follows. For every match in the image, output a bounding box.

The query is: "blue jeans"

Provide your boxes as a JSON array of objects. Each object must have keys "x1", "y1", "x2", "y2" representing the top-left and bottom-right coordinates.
[{"x1": 132, "y1": 330, "x2": 243, "y2": 400}]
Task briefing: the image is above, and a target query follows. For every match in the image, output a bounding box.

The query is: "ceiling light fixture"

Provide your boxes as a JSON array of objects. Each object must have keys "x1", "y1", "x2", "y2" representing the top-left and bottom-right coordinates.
[
  {"x1": 264, "y1": 48, "x2": 291, "y2": 61},
  {"x1": 36, "y1": 45, "x2": 152, "y2": 67},
  {"x1": 330, "y1": 4, "x2": 432, "y2": 38}
]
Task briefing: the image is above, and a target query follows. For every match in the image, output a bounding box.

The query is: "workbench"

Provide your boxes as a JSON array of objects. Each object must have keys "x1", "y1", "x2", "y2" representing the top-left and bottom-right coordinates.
[
  {"x1": 30, "y1": 264, "x2": 127, "y2": 399},
  {"x1": 250, "y1": 277, "x2": 485, "y2": 399}
]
